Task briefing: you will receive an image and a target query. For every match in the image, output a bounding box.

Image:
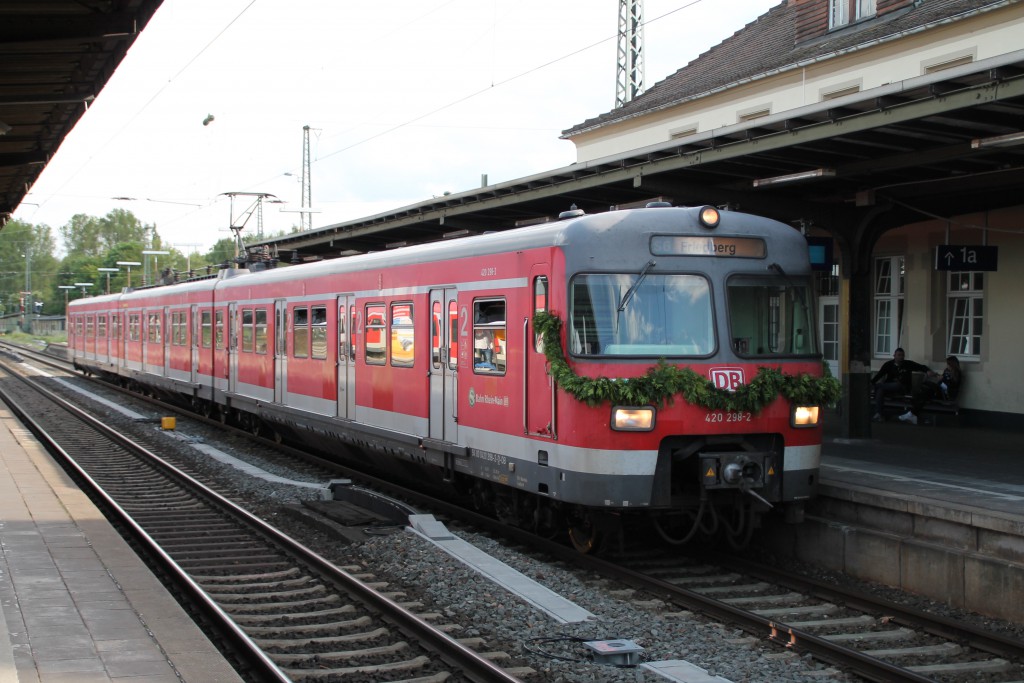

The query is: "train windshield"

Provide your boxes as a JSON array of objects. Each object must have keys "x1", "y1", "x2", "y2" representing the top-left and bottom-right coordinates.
[
  {"x1": 570, "y1": 273, "x2": 714, "y2": 356},
  {"x1": 727, "y1": 275, "x2": 818, "y2": 357}
]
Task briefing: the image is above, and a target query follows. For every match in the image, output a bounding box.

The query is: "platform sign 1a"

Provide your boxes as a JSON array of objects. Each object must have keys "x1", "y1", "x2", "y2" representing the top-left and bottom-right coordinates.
[{"x1": 934, "y1": 245, "x2": 998, "y2": 271}]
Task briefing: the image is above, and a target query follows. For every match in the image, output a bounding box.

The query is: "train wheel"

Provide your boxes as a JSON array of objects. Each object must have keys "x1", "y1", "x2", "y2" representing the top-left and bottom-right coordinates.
[{"x1": 568, "y1": 514, "x2": 603, "y2": 554}]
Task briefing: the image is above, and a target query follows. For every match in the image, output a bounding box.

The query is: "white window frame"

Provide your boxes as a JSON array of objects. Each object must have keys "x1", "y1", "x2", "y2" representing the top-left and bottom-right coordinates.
[
  {"x1": 873, "y1": 255, "x2": 904, "y2": 358},
  {"x1": 946, "y1": 271, "x2": 984, "y2": 359},
  {"x1": 829, "y1": 0, "x2": 876, "y2": 29}
]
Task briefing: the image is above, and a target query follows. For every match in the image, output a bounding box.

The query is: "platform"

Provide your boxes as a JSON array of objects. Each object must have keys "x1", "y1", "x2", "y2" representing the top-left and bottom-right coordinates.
[
  {"x1": 763, "y1": 414, "x2": 1024, "y2": 623},
  {"x1": 0, "y1": 405, "x2": 243, "y2": 683}
]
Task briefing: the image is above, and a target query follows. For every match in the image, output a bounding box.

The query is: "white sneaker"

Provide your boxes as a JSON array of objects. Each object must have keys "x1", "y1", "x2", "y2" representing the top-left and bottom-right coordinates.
[
  {"x1": 898, "y1": 411, "x2": 912, "y2": 422},
  {"x1": 906, "y1": 413, "x2": 918, "y2": 425}
]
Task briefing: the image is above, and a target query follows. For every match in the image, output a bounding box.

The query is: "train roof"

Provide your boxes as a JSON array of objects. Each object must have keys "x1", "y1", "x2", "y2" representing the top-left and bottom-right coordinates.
[{"x1": 68, "y1": 206, "x2": 810, "y2": 311}]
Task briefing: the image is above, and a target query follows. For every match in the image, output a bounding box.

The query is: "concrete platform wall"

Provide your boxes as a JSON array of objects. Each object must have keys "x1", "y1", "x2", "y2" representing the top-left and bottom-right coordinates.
[{"x1": 760, "y1": 483, "x2": 1024, "y2": 622}]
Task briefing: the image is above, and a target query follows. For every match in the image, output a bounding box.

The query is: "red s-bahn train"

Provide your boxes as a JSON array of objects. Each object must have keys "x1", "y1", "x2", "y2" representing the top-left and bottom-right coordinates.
[{"x1": 68, "y1": 204, "x2": 837, "y2": 550}]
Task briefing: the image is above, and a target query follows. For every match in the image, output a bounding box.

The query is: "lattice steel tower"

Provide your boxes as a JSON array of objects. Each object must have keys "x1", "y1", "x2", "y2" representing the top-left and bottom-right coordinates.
[
  {"x1": 300, "y1": 124, "x2": 312, "y2": 232},
  {"x1": 616, "y1": 0, "x2": 645, "y2": 108}
]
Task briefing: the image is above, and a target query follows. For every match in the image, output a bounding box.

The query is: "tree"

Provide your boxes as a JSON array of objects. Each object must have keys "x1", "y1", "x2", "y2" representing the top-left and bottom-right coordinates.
[
  {"x1": 0, "y1": 219, "x2": 59, "y2": 316},
  {"x1": 205, "y1": 238, "x2": 238, "y2": 268},
  {"x1": 59, "y1": 208, "x2": 153, "y2": 258}
]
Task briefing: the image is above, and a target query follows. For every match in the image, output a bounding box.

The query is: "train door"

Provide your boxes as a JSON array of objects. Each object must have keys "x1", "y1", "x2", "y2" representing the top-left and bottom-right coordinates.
[
  {"x1": 274, "y1": 299, "x2": 287, "y2": 403},
  {"x1": 819, "y1": 296, "x2": 840, "y2": 380},
  {"x1": 140, "y1": 309, "x2": 149, "y2": 369},
  {"x1": 190, "y1": 305, "x2": 200, "y2": 383},
  {"x1": 100, "y1": 313, "x2": 109, "y2": 362},
  {"x1": 335, "y1": 295, "x2": 355, "y2": 419},
  {"x1": 428, "y1": 288, "x2": 458, "y2": 442},
  {"x1": 526, "y1": 269, "x2": 555, "y2": 438},
  {"x1": 228, "y1": 303, "x2": 238, "y2": 394},
  {"x1": 163, "y1": 306, "x2": 171, "y2": 375}
]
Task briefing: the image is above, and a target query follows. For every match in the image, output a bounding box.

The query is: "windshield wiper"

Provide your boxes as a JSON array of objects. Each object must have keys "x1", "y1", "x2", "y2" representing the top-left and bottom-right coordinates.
[{"x1": 618, "y1": 259, "x2": 656, "y2": 312}]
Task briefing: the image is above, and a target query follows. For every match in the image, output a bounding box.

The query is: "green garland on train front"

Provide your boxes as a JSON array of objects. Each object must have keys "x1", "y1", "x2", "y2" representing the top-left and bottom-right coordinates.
[{"x1": 533, "y1": 311, "x2": 841, "y2": 413}]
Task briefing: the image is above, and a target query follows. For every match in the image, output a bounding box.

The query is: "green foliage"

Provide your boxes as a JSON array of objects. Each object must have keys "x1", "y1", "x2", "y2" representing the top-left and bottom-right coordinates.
[
  {"x1": 58, "y1": 209, "x2": 151, "y2": 258},
  {"x1": 533, "y1": 311, "x2": 841, "y2": 413},
  {"x1": 0, "y1": 219, "x2": 59, "y2": 315}
]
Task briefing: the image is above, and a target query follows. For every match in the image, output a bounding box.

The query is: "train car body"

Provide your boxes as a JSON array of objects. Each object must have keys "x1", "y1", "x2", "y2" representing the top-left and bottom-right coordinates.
[{"x1": 69, "y1": 206, "x2": 832, "y2": 548}]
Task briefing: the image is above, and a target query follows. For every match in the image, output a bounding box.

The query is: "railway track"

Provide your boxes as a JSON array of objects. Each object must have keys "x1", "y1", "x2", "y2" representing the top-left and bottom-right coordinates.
[
  {"x1": 0, "y1": 355, "x2": 528, "y2": 683},
  {"x1": 596, "y1": 544, "x2": 1024, "y2": 683},
  {"x1": 9, "y1": 341, "x2": 1024, "y2": 681}
]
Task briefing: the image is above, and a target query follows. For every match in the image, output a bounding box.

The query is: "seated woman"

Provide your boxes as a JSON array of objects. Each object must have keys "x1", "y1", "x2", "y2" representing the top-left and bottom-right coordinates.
[{"x1": 898, "y1": 356, "x2": 961, "y2": 425}]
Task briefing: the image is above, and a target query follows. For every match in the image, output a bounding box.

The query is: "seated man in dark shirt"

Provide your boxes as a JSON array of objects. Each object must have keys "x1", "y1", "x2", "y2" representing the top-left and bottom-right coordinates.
[{"x1": 870, "y1": 347, "x2": 930, "y2": 421}]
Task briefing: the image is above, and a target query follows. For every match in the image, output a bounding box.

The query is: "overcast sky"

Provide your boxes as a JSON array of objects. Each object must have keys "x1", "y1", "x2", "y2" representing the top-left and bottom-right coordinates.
[{"x1": 16, "y1": 0, "x2": 780, "y2": 254}]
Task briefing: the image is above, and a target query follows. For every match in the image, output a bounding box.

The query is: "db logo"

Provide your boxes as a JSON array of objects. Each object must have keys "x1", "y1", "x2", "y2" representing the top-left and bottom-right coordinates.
[{"x1": 710, "y1": 367, "x2": 745, "y2": 391}]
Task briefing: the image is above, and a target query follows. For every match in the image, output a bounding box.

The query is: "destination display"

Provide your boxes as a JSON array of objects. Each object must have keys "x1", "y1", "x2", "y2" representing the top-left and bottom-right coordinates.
[{"x1": 650, "y1": 235, "x2": 766, "y2": 257}]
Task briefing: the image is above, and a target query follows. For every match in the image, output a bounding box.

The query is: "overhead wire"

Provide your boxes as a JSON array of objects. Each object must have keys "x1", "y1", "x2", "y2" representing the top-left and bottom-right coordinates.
[{"x1": 28, "y1": 0, "x2": 719, "y2": 230}]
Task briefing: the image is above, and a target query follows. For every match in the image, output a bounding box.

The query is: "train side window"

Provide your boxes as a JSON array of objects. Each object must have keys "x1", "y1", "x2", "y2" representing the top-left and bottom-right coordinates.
[
  {"x1": 311, "y1": 305, "x2": 328, "y2": 360},
  {"x1": 148, "y1": 313, "x2": 161, "y2": 344},
  {"x1": 201, "y1": 310, "x2": 212, "y2": 348},
  {"x1": 254, "y1": 308, "x2": 268, "y2": 354},
  {"x1": 390, "y1": 302, "x2": 414, "y2": 368},
  {"x1": 365, "y1": 304, "x2": 386, "y2": 365},
  {"x1": 350, "y1": 307, "x2": 357, "y2": 360},
  {"x1": 75, "y1": 316, "x2": 84, "y2": 338},
  {"x1": 338, "y1": 305, "x2": 347, "y2": 362},
  {"x1": 293, "y1": 307, "x2": 309, "y2": 358},
  {"x1": 448, "y1": 300, "x2": 458, "y2": 369},
  {"x1": 170, "y1": 312, "x2": 180, "y2": 346},
  {"x1": 111, "y1": 314, "x2": 120, "y2": 340},
  {"x1": 97, "y1": 314, "x2": 107, "y2": 339},
  {"x1": 534, "y1": 276, "x2": 548, "y2": 352},
  {"x1": 128, "y1": 314, "x2": 139, "y2": 342},
  {"x1": 86, "y1": 315, "x2": 94, "y2": 338},
  {"x1": 473, "y1": 299, "x2": 506, "y2": 375},
  {"x1": 215, "y1": 310, "x2": 225, "y2": 349},
  {"x1": 431, "y1": 301, "x2": 442, "y2": 368},
  {"x1": 241, "y1": 309, "x2": 254, "y2": 352}
]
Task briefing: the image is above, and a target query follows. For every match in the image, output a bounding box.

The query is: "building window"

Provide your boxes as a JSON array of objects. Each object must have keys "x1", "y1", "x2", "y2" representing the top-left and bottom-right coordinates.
[
  {"x1": 737, "y1": 106, "x2": 770, "y2": 123},
  {"x1": 873, "y1": 256, "x2": 904, "y2": 358},
  {"x1": 821, "y1": 84, "x2": 860, "y2": 101},
  {"x1": 923, "y1": 54, "x2": 974, "y2": 75},
  {"x1": 947, "y1": 271, "x2": 983, "y2": 358},
  {"x1": 829, "y1": 0, "x2": 875, "y2": 29}
]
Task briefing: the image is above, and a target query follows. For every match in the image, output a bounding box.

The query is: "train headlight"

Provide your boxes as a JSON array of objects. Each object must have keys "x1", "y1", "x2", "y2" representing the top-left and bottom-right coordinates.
[
  {"x1": 612, "y1": 406, "x2": 655, "y2": 431},
  {"x1": 698, "y1": 205, "x2": 720, "y2": 229},
  {"x1": 791, "y1": 405, "x2": 820, "y2": 428}
]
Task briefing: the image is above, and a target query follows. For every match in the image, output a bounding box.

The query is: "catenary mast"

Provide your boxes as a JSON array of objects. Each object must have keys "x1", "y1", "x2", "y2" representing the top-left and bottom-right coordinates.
[{"x1": 615, "y1": 0, "x2": 645, "y2": 108}]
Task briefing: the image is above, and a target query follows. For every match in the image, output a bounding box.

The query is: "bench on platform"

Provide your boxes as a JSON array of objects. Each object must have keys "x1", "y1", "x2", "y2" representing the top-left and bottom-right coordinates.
[{"x1": 871, "y1": 371, "x2": 961, "y2": 424}]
